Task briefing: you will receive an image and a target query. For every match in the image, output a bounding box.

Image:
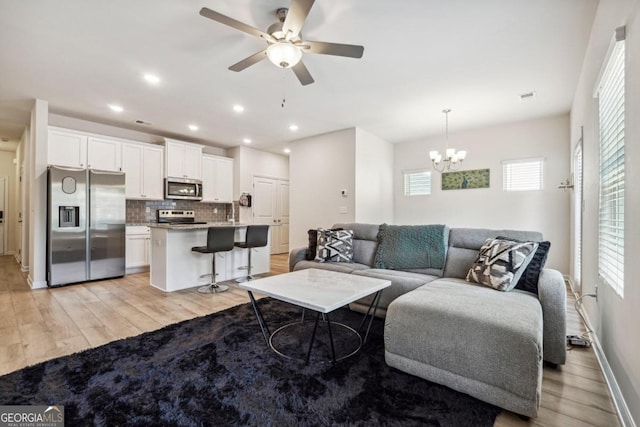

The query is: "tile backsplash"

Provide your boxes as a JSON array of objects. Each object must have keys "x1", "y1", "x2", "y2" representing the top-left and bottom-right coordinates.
[{"x1": 126, "y1": 200, "x2": 239, "y2": 224}]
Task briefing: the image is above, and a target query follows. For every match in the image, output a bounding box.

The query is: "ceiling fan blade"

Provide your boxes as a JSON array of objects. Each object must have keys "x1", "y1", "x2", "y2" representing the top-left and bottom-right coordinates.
[
  {"x1": 292, "y1": 60, "x2": 314, "y2": 86},
  {"x1": 282, "y1": 0, "x2": 315, "y2": 38},
  {"x1": 302, "y1": 41, "x2": 364, "y2": 58},
  {"x1": 200, "y1": 7, "x2": 275, "y2": 43},
  {"x1": 229, "y1": 50, "x2": 268, "y2": 72}
]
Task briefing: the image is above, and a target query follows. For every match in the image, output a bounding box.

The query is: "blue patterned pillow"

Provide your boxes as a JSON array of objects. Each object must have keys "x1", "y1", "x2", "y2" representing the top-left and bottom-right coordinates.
[
  {"x1": 315, "y1": 229, "x2": 354, "y2": 263},
  {"x1": 466, "y1": 238, "x2": 538, "y2": 291}
]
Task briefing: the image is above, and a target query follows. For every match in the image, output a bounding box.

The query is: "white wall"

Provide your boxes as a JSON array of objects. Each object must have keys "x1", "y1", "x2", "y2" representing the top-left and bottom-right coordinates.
[
  {"x1": 228, "y1": 145, "x2": 289, "y2": 224},
  {"x1": 15, "y1": 134, "x2": 25, "y2": 264},
  {"x1": 569, "y1": 0, "x2": 640, "y2": 423},
  {"x1": 289, "y1": 128, "x2": 357, "y2": 248},
  {"x1": 355, "y1": 128, "x2": 394, "y2": 224},
  {"x1": 28, "y1": 99, "x2": 48, "y2": 288},
  {"x1": 394, "y1": 114, "x2": 570, "y2": 273}
]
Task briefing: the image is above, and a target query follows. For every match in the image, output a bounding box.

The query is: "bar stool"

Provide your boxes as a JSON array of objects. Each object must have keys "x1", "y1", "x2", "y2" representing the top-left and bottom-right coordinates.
[
  {"x1": 235, "y1": 225, "x2": 270, "y2": 282},
  {"x1": 192, "y1": 226, "x2": 236, "y2": 294}
]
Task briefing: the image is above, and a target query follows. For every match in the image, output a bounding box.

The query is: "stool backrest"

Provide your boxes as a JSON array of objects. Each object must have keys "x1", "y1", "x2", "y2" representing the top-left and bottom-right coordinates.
[
  {"x1": 245, "y1": 225, "x2": 270, "y2": 248},
  {"x1": 207, "y1": 227, "x2": 236, "y2": 252}
]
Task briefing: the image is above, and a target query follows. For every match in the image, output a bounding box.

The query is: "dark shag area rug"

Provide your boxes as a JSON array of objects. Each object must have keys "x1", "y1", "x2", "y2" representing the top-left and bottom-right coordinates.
[{"x1": 0, "y1": 298, "x2": 501, "y2": 426}]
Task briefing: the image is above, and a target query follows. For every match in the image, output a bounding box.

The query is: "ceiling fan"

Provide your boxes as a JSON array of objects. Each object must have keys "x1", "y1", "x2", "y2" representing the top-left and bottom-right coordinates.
[{"x1": 199, "y1": 0, "x2": 364, "y2": 86}]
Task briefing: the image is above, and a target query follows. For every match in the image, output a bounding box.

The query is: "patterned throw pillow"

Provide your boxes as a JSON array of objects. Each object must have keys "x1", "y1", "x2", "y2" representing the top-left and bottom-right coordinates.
[
  {"x1": 315, "y1": 229, "x2": 354, "y2": 263},
  {"x1": 466, "y1": 238, "x2": 539, "y2": 291},
  {"x1": 306, "y1": 228, "x2": 343, "y2": 260},
  {"x1": 497, "y1": 236, "x2": 551, "y2": 295}
]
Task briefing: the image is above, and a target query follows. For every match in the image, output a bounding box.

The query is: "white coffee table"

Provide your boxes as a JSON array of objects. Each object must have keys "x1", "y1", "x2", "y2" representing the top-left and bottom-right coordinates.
[{"x1": 239, "y1": 268, "x2": 391, "y2": 363}]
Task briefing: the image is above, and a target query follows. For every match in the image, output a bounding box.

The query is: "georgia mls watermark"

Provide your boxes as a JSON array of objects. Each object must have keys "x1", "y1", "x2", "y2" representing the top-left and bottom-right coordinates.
[{"x1": 0, "y1": 406, "x2": 64, "y2": 427}]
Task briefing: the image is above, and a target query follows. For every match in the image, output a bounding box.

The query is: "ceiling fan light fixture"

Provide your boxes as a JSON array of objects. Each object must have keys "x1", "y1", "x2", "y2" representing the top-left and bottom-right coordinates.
[{"x1": 267, "y1": 42, "x2": 302, "y2": 68}]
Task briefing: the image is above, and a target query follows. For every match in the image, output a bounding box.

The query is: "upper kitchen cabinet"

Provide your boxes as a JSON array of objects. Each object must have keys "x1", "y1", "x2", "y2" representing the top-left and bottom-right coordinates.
[
  {"x1": 202, "y1": 154, "x2": 233, "y2": 203},
  {"x1": 48, "y1": 127, "x2": 122, "y2": 172},
  {"x1": 121, "y1": 142, "x2": 164, "y2": 200},
  {"x1": 165, "y1": 139, "x2": 203, "y2": 180},
  {"x1": 87, "y1": 137, "x2": 122, "y2": 172},
  {"x1": 48, "y1": 127, "x2": 87, "y2": 168}
]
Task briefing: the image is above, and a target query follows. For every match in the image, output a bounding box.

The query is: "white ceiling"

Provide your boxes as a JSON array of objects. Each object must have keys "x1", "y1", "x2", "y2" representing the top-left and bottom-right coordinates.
[{"x1": 0, "y1": 0, "x2": 597, "y2": 153}]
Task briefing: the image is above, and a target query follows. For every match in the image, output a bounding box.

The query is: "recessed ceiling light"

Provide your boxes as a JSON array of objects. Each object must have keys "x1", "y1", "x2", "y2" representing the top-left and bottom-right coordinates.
[
  {"x1": 233, "y1": 105, "x2": 245, "y2": 113},
  {"x1": 108, "y1": 104, "x2": 124, "y2": 113},
  {"x1": 283, "y1": 148, "x2": 291, "y2": 154},
  {"x1": 188, "y1": 124, "x2": 199, "y2": 131},
  {"x1": 243, "y1": 138, "x2": 252, "y2": 144},
  {"x1": 289, "y1": 124, "x2": 299, "y2": 131},
  {"x1": 144, "y1": 73, "x2": 161, "y2": 85}
]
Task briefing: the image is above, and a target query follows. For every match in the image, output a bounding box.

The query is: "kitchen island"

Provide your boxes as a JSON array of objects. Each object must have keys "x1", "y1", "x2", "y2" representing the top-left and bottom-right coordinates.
[{"x1": 148, "y1": 223, "x2": 270, "y2": 292}]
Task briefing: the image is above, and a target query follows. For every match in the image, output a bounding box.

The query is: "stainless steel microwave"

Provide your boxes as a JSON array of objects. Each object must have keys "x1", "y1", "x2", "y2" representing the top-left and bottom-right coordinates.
[{"x1": 165, "y1": 177, "x2": 203, "y2": 201}]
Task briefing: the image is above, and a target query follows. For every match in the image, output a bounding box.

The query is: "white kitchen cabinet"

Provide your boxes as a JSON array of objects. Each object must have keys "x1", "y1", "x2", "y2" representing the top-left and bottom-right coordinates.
[
  {"x1": 142, "y1": 145, "x2": 164, "y2": 199},
  {"x1": 87, "y1": 137, "x2": 121, "y2": 171},
  {"x1": 48, "y1": 128, "x2": 87, "y2": 168},
  {"x1": 202, "y1": 154, "x2": 234, "y2": 203},
  {"x1": 165, "y1": 139, "x2": 203, "y2": 180},
  {"x1": 121, "y1": 142, "x2": 164, "y2": 200},
  {"x1": 126, "y1": 226, "x2": 151, "y2": 272}
]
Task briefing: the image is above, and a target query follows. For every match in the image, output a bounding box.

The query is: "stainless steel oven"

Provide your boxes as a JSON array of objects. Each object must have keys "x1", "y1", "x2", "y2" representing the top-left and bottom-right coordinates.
[{"x1": 165, "y1": 177, "x2": 203, "y2": 201}]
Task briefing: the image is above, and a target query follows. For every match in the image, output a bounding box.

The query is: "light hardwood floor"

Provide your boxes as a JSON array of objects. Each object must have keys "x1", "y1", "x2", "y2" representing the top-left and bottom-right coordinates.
[{"x1": 0, "y1": 254, "x2": 620, "y2": 426}]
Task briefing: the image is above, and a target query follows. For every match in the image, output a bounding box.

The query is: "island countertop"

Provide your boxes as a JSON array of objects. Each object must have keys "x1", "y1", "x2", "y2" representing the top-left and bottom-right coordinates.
[
  {"x1": 148, "y1": 222, "x2": 248, "y2": 230},
  {"x1": 148, "y1": 223, "x2": 270, "y2": 292}
]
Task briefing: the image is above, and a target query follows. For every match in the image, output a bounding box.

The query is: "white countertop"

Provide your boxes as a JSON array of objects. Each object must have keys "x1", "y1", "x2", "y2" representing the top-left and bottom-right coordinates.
[{"x1": 148, "y1": 222, "x2": 248, "y2": 230}]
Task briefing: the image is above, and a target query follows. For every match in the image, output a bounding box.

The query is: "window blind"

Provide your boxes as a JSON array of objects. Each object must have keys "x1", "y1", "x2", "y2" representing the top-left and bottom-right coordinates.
[
  {"x1": 502, "y1": 158, "x2": 544, "y2": 192},
  {"x1": 597, "y1": 36, "x2": 625, "y2": 297},
  {"x1": 404, "y1": 170, "x2": 431, "y2": 196}
]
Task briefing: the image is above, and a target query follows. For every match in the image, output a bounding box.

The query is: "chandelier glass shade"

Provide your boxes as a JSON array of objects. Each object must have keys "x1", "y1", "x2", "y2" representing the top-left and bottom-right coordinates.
[
  {"x1": 429, "y1": 109, "x2": 466, "y2": 172},
  {"x1": 266, "y1": 42, "x2": 302, "y2": 68}
]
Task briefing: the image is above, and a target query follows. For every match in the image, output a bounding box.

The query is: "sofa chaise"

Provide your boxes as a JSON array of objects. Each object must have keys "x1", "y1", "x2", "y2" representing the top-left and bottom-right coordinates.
[{"x1": 289, "y1": 222, "x2": 566, "y2": 418}]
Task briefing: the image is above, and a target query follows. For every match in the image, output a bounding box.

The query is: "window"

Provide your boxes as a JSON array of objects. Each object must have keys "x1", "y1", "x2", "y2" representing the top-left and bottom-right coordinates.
[
  {"x1": 502, "y1": 158, "x2": 544, "y2": 192},
  {"x1": 597, "y1": 28, "x2": 625, "y2": 297},
  {"x1": 404, "y1": 170, "x2": 431, "y2": 196}
]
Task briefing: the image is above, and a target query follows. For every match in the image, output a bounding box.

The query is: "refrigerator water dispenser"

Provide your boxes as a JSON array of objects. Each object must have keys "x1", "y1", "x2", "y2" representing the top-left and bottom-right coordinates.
[{"x1": 59, "y1": 206, "x2": 79, "y2": 228}]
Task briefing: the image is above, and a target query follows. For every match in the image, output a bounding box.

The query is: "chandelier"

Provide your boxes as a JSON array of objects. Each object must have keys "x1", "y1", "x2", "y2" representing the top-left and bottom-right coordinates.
[{"x1": 429, "y1": 109, "x2": 467, "y2": 172}]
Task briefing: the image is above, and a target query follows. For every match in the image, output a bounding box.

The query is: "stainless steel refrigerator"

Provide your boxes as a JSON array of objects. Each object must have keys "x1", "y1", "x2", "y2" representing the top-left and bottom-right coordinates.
[{"x1": 47, "y1": 166, "x2": 126, "y2": 287}]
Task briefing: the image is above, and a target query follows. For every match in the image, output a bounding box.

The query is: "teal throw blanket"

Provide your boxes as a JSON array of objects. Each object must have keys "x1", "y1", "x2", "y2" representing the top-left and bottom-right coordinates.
[{"x1": 374, "y1": 224, "x2": 448, "y2": 270}]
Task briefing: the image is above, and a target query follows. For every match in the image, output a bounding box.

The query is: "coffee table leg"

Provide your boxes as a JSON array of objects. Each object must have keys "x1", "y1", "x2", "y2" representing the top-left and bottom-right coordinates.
[
  {"x1": 358, "y1": 290, "x2": 383, "y2": 343},
  {"x1": 305, "y1": 312, "x2": 321, "y2": 364},
  {"x1": 247, "y1": 291, "x2": 271, "y2": 346},
  {"x1": 326, "y1": 313, "x2": 337, "y2": 363}
]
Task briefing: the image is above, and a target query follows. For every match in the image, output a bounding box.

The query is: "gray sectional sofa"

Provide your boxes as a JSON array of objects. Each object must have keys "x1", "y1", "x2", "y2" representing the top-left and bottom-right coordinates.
[{"x1": 289, "y1": 222, "x2": 567, "y2": 418}]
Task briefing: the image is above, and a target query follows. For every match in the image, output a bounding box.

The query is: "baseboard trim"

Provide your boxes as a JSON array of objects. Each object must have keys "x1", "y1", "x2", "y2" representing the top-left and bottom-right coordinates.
[
  {"x1": 569, "y1": 281, "x2": 637, "y2": 427},
  {"x1": 590, "y1": 333, "x2": 637, "y2": 427},
  {"x1": 27, "y1": 276, "x2": 47, "y2": 289}
]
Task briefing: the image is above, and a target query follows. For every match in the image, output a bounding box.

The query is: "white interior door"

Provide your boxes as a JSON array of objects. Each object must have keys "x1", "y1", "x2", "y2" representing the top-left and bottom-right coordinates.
[
  {"x1": 573, "y1": 139, "x2": 584, "y2": 293},
  {"x1": 252, "y1": 176, "x2": 290, "y2": 254},
  {"x1": 253, "y1": 177, "x2": 276, "y2": 225},
  {"x1": 276, "y1": 180, "x2": 289, "y2": 254}
]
